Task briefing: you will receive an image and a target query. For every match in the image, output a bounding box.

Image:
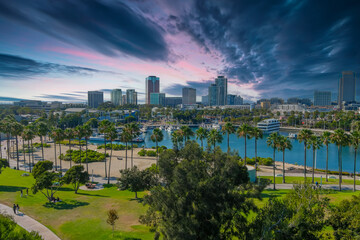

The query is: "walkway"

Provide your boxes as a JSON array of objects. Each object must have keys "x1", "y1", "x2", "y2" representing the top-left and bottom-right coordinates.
[
  {"x1": 0, "y1": 203, "x2": 61, "y2": 240},
  {"x1": 266, "y1": 183, "x2": 360, "y2": 190}
]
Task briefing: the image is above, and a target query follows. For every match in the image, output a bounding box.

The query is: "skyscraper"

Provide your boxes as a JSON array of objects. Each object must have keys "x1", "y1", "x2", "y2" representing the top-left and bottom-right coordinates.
[
  {"x1": 111, "y1": 89, "x2": 122, "y2": 106},
  {"x1": 338, "y1": 71, "x2": 356, "y2": 105},
  {"x1": 314, "y1": 91, "x2": 331, "y2": 106},
  {"x1": 88, "y1": 91, "x2": 103, "y2": 108},
  {"x1": 208, "y1": 84, "x2": 217, "y2": 106},
  {"x1": 126, "y1": 89, "x2": 137, "y2": 105},
  {"x1": 150, "y1": 93, "x2": 165, "y2": 106},
  {"x1": 145, "y1": 76, "x2": 160, "y2": 104},
  {"x1": 182, "y1": 87, "x2": 196, "y2": 105},
  {"x1": 215, "y1": 76, "x2": 227, "y2": 106}
]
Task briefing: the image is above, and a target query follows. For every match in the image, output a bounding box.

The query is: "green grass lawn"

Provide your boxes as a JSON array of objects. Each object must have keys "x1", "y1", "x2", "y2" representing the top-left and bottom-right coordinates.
[
  {"x1": 260, "y1": 176, "x2": 360, "y2": 185},
  {"x1": 0, "y1": 168, "x2": 154, "y2": 240}
]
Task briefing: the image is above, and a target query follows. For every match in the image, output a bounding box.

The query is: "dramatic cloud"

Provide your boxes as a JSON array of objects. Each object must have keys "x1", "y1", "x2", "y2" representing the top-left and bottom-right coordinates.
[
  {"x1": 163, "y1": 80, "x2": 213, "y2": 96},
  {"x1": 0, "y1": 53, "x2": 114, "y2": 79},
  {"x1": 0, "y1": 0, "x2": 169, "y2": 61}
]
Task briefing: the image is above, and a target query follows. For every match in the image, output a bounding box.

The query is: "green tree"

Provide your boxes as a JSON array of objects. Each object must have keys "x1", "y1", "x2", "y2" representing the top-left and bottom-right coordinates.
[
  {"x1": 106, "y1": 209, "x2": 119, "y2": 237},
  {"x1": 51, "y1": 128, "x2": 64, "y2": 173},
  {"x1": 351, "y1": 131, "x2": 360, "y2": 192},
  {"x1": 171, "y1": 130, "x2": 184, "y2": 152},
  {"x1": 99, "y1": 120, "x2": 112, "y2": 177},
  {"x1": 120, "y1": 126, "x2": 132, "y2": 170},
  {"x1": 37, "y1": 121, "x2": 49, "y2": 160},
  {"x1": 277, "y1": 135, "x2": 292, "y2": 183},
  {"x1": 32, "y1": 171, "x2": 63, "y2": 202},
  {"x1": 321, "y1": 131, "x2": 332, "y2": 182},
  {"x1": 32, "y1": 161, "x2": 53, "y2": 179},
  {"x1": 151, "y1": 128, "x2": 164, "y2": 166},
  {"x1": 180, "y1": 125, "x2": 194, "y2": 143},
  {"x1": 298, "y1": 129, "x2": 313, "y2": 182},
  {"x1": 128, "y1": 123, "x2": 140, "y2": 168},
  {"x1": 64, "y1": 128, "x2": 74, "y2": 168},
  {"x1": 63, "y1": 165, "x2": 89, "y2": 194},
  {"x1": 11, "y1": 122, "x2": 23, "y2": 170},
  {"x1": 309, "y1": 136, "x2": 322, "y2": 183},
  {"x1": 2, "y1": 115, "x2": 15, "y2": 163},
  {"x1": 82, "y1": 124, "x2": 93, "y2": 173},
  {"x1": 74, "y1": 126, "x2": 85, "y2": 166},
  {"x1": 195, "y1": 127, "x2": 208, "y2": 149},
  {"x1": 249, "y1": 127, "x2": 263, "y2": 180},
  {"x1": 0, "y1": 121, "x2": 4, "y2": 159},
  {"x1": 331, "y1": 129, "x2": 350, "y2": 191},
  {"x1": 22, "y1": 126, "x2": 35, "y2": 172},
  {"x1": 267, "y1": 132, "x2": 280, "y2": 189},
  {"x1": 237, "y1": 123, "x2": 253, "y2": 165},
  {"x1": 107, "y1": 125, "x2": 117, "y2": 184},
  {"x1": 0, "y1": 158, "x2": 9, "y2": 174},
  {"x1": 221, "y1": 122, "x2": 235, "y2": 153}
]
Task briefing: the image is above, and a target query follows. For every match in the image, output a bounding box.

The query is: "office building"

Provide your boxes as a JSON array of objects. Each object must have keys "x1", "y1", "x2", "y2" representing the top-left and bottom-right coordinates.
[
  {"x1": 145, "y1": 76, "x2": 160, "y2": 104},
  {"x1": 215, "y1": 76, "x2": 227, "y2": 106},
  {"x1": 182, "y1": 87, "x2": 196, "y2": 105},
  {"x1": 338, "y1": 71, "x2": 356, "y2": 105},
  {"x1": 150, "y1": 93, "x2": 166, "y2": 106},
  {"x1": 314, "y1": 91, "x2": 331, "y2": 106},
  {"x1": 88, "y1": 91, "x2": 103, "y2": 108},
  {"x1": 227, "y1": 95, "x2": 244, "y2": 105},
  {"x1": 122, "y1": 95, "x2": 127, "y2": 105},
  {"x1": 260, "y1": 101, "x2": 271, "y2": 109},
  {"x1": 202, "y1": 95, "x2": 209, "y2": 106},
  {"x1": 111, "y1": 89, "x2": 122, "y2": 106},
  {"x1": 165, "y1": 97, "x2": 182, "y2": 107},
  {"x1": 208, "y1": 84, "x2": 217, "y2": 106},
  {"x1": 234, "y1": 95, "x2": 244, "y2": 105},
  {"x1": 126, "y1": 89, "x2": 137, "y2": 105}
]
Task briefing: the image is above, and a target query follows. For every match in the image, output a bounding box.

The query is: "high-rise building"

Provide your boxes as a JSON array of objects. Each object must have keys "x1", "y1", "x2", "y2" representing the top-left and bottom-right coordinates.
[
  {"x1": 165, "y1": 97, "x2": 182, "y2": 107},
  {"x1": 208, "y1": 84, "x2": 217, "y2": 106},
  {"x1": 314, "y1": 91, "x2": 331, "y2": 106},
  {"x1": 88, "y1": 91, "x2": 103, "y2": 108},
  {"x1": 126, "y1": 89, "x2": 137, "y2": 105},
  {"x1": 234, "y1": 95, "x2": 244, "y2": 105},
  {"x1": 338, "y1": 71, "x2": 356, "y2": 105},
  {"x1": 215, "y1": 76, "x2": 227, "y2": 106},
  {"x1": 145, "y1": 76, "x2": 160, "y2": 104},
  {"x1": 227, "y1": 94, "x2": 236, "y2": 105},
  {"x1": 122, "y1": 95, "x2": 127, "y2": 105},
  {"x1": 182, "y1": 87, "x2": 196, "y2": 105},
  {"x1": 150, "y1": 93, "x2": 166, "y2": 106},
  {"x1": 201, "y1": 95, "x2": 209, "y2": 106},
  {"x1": 111, "y1": 89, "x2": 122, "y2": 106}
]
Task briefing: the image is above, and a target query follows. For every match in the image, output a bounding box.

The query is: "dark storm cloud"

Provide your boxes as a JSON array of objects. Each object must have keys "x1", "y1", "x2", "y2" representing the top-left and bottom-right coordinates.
[
  {"x1": 165, "y1": 0, "x2": 360, "y2": 99},
  {"x1": 0, "y1": 53, "x2": 114, "y2": 79},
  {"x1": 35, "y1": 94, "x2": 85, "y2": 102},
  {"x1": 0, "y1": 96, "x2": 27, "y2": 102},
  {"x1": 0, "y1": 0, "x2": 169, "y2": 61},
  {"x1": 163, "y1": 80, "x2": 213, "y2": 96}
]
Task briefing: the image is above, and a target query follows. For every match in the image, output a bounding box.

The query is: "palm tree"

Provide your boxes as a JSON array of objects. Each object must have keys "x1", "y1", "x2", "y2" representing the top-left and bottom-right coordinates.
[
  {"x1": 0, "y1": 121, "x2": 4, "y2": 159},
  {"x1": 128, "y1": 123, "x2": 140, "y2": 168},
  {"x1": 2, "y1": 116, "x2": 14, "y2": 163},
  {"x1": 331, "y1": 129, "x2": 350, "y2": 191},
  {"x1": 74, "y1": 126, "x2": 85, "y2": 166},
  {"x1": 351, "y1": 131, "x2": 360, "y2": 192},
  {"x1": 107, "y1": 125, "x2": 118, "y2": 184},
  {"x1": 277, "y1": 135, "x2": 292, "y2": 183},
  {"x1": 37, "y1": 121, "x2": 49, "y2": 161},
  {"x1": 120, "y1": 126, "x2": 132, "y2": 169},
  {"x1": 11, "y1": 122, "x2": 23, "y2": 170},
  {"x1": 321, "y1": 131, "x2": 332, "y2": 182},
  {"x1": 99, "y1": 120, "x2": 112, "y2": 177},
  {"x1": 221, "y1": 122, "x2": 235, "y2": 154},
  {"x1": 82, "y1": 124, "x2": 93, "y2": 173},
  {"x1": 237, "y1": 123, "x2": 253, "y2": 165},
  {"x1": 22, "y1": 126, "x2": 34, "y2": 172},
  {"x1": 309, "y1": 135, "x2": 322, "y2": 183},
  {"x1": 180, "y1": 126, "x2": 194, "y2": 143},
  {"x1": 298, "y1": 129, "x2": 313, "y2": 182},
  {"x1": 28, "y1": 124, "x2": 37, "y2": 167},
  {"x1": 249, "y1": 127, "x2": 263, "y2": 180},
  {"x1": 267, "y1": 132, "x2": 280, "y2": 190},
  {"x1": 195, "y1": 127, "x2": 208, "y2": 149},
  {"x1": 207, "y1": 129, "x2": 223, "y2": 154},
  {"x1": 151, "y1": 128, "x2": 164, "y2": 166},
  {"x1": 51, "y1": 128, "x2": 63, "y2": 172},
  {"x1": 64, "y1": 128, "x2": 74, "y2": 168},
  {"x1": 56, "y1": 128, "x2": 65, "y2": 175}
]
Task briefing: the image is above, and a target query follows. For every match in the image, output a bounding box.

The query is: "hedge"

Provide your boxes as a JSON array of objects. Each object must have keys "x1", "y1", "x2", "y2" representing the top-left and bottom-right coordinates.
[{"x1": 59, "y1": 149, "x2": 108, "y2": 163}]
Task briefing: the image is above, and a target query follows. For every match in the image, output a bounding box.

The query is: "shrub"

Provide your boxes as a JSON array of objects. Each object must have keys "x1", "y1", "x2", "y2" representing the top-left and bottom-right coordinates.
[
  {"x1": 244, "y1": 157, "x2": 273, "y2": 166},
  {"x1": 146, "y1": 150, "x2": 157, "y2": 157},
  {"x1": 59, "y1": 149, "x2": 106, "y2": 163},
  {"x1": 59, "y1": 140, "x2": 86, "y2": 146},
  {"x1": 0, "y1": 214, "x2": 42, "y2": 240},
  {"x1": 32, "y1": 143, "x2": 51, "y2": 148},
  {"x1": 97, "y1": 144, "x2": 131, "y2": 150},
  {"x1": 138, "y1": 149, "x2": 147, "y2": 156}
]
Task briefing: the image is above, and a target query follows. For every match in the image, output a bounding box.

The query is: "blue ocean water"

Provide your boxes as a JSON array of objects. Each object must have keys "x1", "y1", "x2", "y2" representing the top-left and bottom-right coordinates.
[{"x1": 91, "y1": 129, "x2": 360, "y2": 173}]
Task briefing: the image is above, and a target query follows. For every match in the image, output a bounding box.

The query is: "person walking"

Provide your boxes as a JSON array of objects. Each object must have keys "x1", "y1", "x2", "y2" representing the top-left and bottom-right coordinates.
[
  {"x1": 13, "y1": 204, "x2": 16, "y2": 214},
  {"x1": 26, "y1": 188, "x2": 28, "y2": 196},
  {"x1": 16, "y1": 204, "x2": 20, "y2": 214},
  {"x1": 20, "y1": 189, "x2": 23, "y2": 198}
]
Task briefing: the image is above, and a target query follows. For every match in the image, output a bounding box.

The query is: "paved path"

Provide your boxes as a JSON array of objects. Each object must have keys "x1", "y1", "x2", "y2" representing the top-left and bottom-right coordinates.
[
  {"x1": 266, "y1": 183, "x2": 359, "y2": 190},
  {"x1": 0, "y1": 203, "x2": 61, "y2": 240}
]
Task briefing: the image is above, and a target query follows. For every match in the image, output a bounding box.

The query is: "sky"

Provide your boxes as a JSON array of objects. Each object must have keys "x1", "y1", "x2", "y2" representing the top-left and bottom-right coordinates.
[{"x1": 0, "y1": 0, "x2": 360, "y2": 104}]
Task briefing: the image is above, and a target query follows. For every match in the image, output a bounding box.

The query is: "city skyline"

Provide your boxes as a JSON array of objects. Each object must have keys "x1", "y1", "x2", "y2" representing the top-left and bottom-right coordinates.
[{"x1": 0, "y1": 1, "x2": 360, "y2": 103}]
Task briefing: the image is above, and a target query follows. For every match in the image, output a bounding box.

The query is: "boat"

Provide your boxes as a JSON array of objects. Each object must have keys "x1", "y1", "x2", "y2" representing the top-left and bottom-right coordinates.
[
  {"x1": 131, "y1": 137, "x2": 145, "y2": 143},
  {"x1": 89, "y1": 134, "x2": 105, "y2": 141},
  {"x1": 257, "y1": 119, "x2": 280, "y2": 134},
  {"x1": 140, "y1": 126, "x2": 148, "y2": 133},
  {"x1": 212, "y1": 124, "x2": 221, "y2": 130},
  {"x1": 159, "y1": 126, "x2": 164, "y2": 130},
  {"x1": 166, "y1": 125, "x2": 174, "y2": 133},
  {"x1": 288, "y1": 133, "x2": 297, "y2": 139}
]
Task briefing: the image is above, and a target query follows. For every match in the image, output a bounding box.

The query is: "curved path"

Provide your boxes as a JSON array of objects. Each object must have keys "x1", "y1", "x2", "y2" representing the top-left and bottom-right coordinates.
[{"x1": 0, "y1": 203, "x2": 61, "y2": 240}]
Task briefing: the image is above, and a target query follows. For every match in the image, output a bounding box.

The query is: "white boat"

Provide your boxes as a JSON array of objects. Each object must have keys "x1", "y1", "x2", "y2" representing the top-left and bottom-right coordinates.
[
  {"x1": 257, "y1": 119, "x2": 280, "y2": 134},
  {"x1": 140, "y1": 127, "x2": 148, "y2": 133},
  {"x1": 159, "y1": 126, "x2": 164, "y2": 130},
  {"x1": 166, "y1": 126, "x2": 174, "y2": 132},
  {"x1": 288, "y1": 133, "x2": 297, "y2": 139},
  {"x1": 212, "y1": 124, "x2": 221, "y2": 130},
  {"x1": 89, "y1": 134, "x2": 105, "y2": 141}
]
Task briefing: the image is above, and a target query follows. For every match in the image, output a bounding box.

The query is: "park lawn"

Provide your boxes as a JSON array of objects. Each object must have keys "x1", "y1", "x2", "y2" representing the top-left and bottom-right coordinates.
[
  {"x1": 0, "y1": 168, "x2": 154, "y2": 240},
  {"x1": 259, "y1": 176, "x2": 360, "y2": 185}
]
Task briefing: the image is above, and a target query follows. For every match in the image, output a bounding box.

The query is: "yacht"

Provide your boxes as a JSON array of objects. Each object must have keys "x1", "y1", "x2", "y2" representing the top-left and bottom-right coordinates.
[
  {"x1": 257, "y1": 119, "x2": 280, "y2": 134},
  {"x1": 166, "y1": 125, "x2": 174, "y2": 133},
  {"x1": 288, "y1": 133, "x2": 297, "y2": 139},
  {"x1": 212, "y1": 123, "x2": 221, "y2": 130},
  {"x1": 140, "y1": 126, "x2": 148, "y2": 133},
  {"x1": 89, "y1": 134, "x2": 105, "y2": 141},
  {"x1": 131, "y1": 137, "x2": 145, "y2": 143}
]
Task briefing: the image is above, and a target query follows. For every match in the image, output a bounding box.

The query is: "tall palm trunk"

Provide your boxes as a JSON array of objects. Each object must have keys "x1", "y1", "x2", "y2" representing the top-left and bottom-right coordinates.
[
  {"x1": 125, "y1": 142, "x2": 128, "y2": 169},
  {"x1": 28, "y1": 140, "x2": 31, "y2": 172},
  {"x1": 326, "y1": 144, "x2": 329, "y2": 182},
  {"x1": 273, "y1": 147, "x2": 276, "y2": 190},
  {"x1": 54, "y1": 141, "x2": 57, "y2": 171},
  {"x1": 255, "y1": 139, "x2": 258, "y2": 181},
  {"x1": 244, "y1": 136, "x2": 247, "y2": 165},
  {"x1": 282, "y1": 150, "x2": 285, "y2": 183},
  {"x1": 108, "y1": 142, "x2": 113, "y2": 184},
  {"x1": 304, "y1": 143, "x2": 307, "y2": 182},
  {"x1": 78, "y1": 138, "x2": 82, "y2": 166},
  {"x1": 227, "y1": 133, "x2": 230, "y2": 154},
  {"x1": 104, "y1": 138, "x2": 107, "y2": 178},
  {"x1": 68, "y1": 139, "x2": 72, "y2": 168},
  {"x1": 22, "y1": 138, "x2": 25, "y2": 163},
  {"x1": 354, "y1": 147, "x2": 357, "y2": 192},
  {"x1": 15, "y1": 136, "x2": 19, "y2": 170},
  {"x1": 156, "y1": 141, "x2": 159, "y2": 166},
  {"x1": 338, "y1": 146, "x2": 342, "y2": 191},
  {"x1": 85, "y1": 139, "x2": 89, "y2": 172},
  {"x1": 58, "y1": 142, "x2": 62, "y2": 175},
  {"x1": 312, "y1": 148, "x2": 315, "y2": 183},
  {"x1": 30, "y1": 139, "x2": 34, "y2": 166},
  {"x1": 6, "y1": 133, "x2": 10, "y2": 162},
  {"x1": 0, "y1": 135, "x2": 2, "y2": 159},
  {"x1": 40, "y1": 136, "x2": 44, "y2": 160},
  {"x1": 131, "y1": 142, "x2": 134, "y2": 168},
  {"x1": 200, "y1": 139, "x2": 203, "y2": 149}
]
